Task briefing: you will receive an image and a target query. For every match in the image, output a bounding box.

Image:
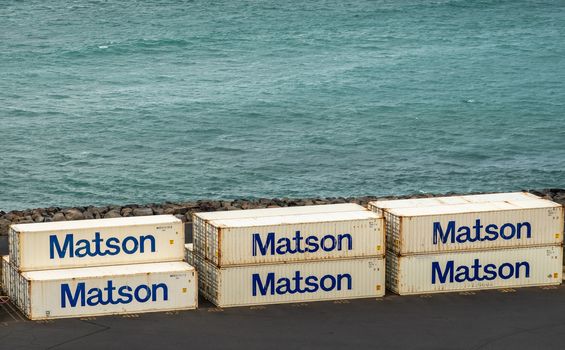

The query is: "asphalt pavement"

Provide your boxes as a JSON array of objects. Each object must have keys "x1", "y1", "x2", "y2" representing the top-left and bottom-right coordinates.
[{"x1": 2, "y1": 236, "x2": 565, "y2": 350}]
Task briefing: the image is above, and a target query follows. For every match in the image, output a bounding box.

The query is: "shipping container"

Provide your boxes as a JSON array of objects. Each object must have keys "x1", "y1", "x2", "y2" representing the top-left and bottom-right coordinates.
[
  {"x1": 387, "y1": 245, "x2": 562, "y2": 295},
  {"x1": 370, "y1": 192, "x2": 541, "y2": 214},
  {"x1": 193, "y1": 203, "x2": 366, "y2": 259},
  {"x1": 2, "y1": 256, "x2": 16, "y2": 300},
  {"x1": 195, "y1": 203, "x2": 364, "y2": 221},
  {"x1": 194, "y1": 210, "x2": 384, "y2": 266},
  {"x1": 3, "y1": 261, "x2": 197, "y2": 320},
  {"x1": 185, "y1": 243, "x2": 194, "y2": 266},
  {"x1": 194, "y1": 255, "x2": 385, "y2": 307},
  {"x1": 369, "y1": 196, "x2": 563, "y2": 255},
  {"x1": 192, "y1": 203, "x2": 365, "y2": 255},
  {"x1": 10, "y1": 215, "x2": 184, "y2": 271}
]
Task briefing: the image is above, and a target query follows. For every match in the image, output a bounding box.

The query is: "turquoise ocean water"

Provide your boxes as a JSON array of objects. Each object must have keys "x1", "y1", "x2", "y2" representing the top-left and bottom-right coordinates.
[{"x1": 1, "y1": 0, "x2": 564, "y2": 211}]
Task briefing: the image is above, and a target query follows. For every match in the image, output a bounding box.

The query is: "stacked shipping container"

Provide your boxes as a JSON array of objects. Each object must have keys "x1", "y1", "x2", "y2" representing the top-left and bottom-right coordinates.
[
  {"x1": 2, "y1": 215, "x2": 197, "y2": 319},
  {"x1": 191, "y1": 204, "x2": 386, "y2": 307},
  {"x1": 1, "y1": 192, "x2": 562, "y2": 317},
  {"x1": 369, "y1": 192, "x2": 564, "y2": 295}
]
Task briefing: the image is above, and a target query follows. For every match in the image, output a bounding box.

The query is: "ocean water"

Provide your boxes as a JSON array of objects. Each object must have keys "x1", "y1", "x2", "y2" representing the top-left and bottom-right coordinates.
[{"x1": 1, "y1": 0, "x2": 564, "y2": 211}]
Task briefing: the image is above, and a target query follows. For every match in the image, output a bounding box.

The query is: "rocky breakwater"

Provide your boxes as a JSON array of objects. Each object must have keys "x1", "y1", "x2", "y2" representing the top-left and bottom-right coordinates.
[{"x1": 1, "y1": 189, "x2": 564, "y2": 237}]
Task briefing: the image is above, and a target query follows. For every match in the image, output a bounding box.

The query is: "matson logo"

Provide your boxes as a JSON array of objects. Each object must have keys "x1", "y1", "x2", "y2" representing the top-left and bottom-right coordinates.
[
  {"x1": 61, "y1": 280, "x2": 168, "y2": 307},
  {"x1": 252, "y1": 271, "x2": 352, "y2": 296},
  {"x1": 431, "y1": 259, "x2": 530, "y2": 284},
  {"x1": 252, "y1": 231, "x2": 353, "y2": 256},
  {"x1": 49, "y1": 232, "x2": 156, "y2": 259},
  {"x1": 433, "y1": 220, "x2": 532, "y2": 245}
]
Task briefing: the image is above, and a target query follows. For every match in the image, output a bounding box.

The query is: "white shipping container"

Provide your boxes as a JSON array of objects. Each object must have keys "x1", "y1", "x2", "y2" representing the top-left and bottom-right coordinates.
[
  {"x1": 195, "y1": 203, "x2": 364, "y2": 221},
  {"x1": 194, "y1": 255, "x2": 385, "y2": 307},
  {"x1": 194, "y1": 210, "x2": 384, "y2": 266},
  {"x1": 3, "y1": 261, "x2": 198, "y2": 320},
  {"x1": 185, "y1": 243, "x2": 194, "y2": 265},
  {"x1": 10, "y1": 215, "x2": 185, "y2": 271},
  {"x1": 193, "y1": 203, "x2": 366, "y2": 260},
  {"x1": 387, "y1": 245, "x2": 562, "y2": 295},
  {"x1": 370, "y1": 192, "x2": 541, "y2": 213},
  {"x1": 2, "y1": 256, "x2": 17, "y2": 302},
  {"x1": 369, "y1": 197, "x2": 563, "y2": 255}
]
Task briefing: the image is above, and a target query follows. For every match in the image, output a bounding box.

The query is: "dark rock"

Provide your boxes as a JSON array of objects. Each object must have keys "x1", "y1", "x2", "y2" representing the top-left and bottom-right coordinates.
[
  {"x1": 64, "y1": 209, "x2": 85, "y2": 221},
  {"x1": 133, "y1": 207, "x2": 153, "y2": 216},
  {"x1": 32, "y1": 209, "x2": 47, "y2": 217},
  {"x1": 83, "y1": 206, "x2": 100, "y2": 220},
  {"x1": 173, "y1": 207, "x2": 188, "y2": 215},
  {"x1": 164, "y1": 208, "x2": 176, "y2": 215},
  {"x1": 83, "y1": 210, "x2": 95, "y2": 220},
  {"x1": 0, "y1": 218, "x2": 11, "y2": 236},
  {"x1": 46, "y1": 207, "x2": 60, "y2": 215},
  {"x1": 17, "y1": 215, "x2": 33, "y2": 223},
  {"x1": 32, "y1": 214, "x2": 45, "y2": 223},
  {"x1": 85, "y1": 207, "x2": 103, "y2": 219},
  {"x1": 174, "y1": 214, "x2": 187, "y2": 223},
  {"x1": 95, "y1": 206, "x2": 108, "y2": 215},
  {"x1": 553, "y1": 192, "x2": 565, "y2": 201},
  {"x1": 179, "y1": 202, "x2": 199, "y2": 210},
  {"x1": 208, "y1": 201, "x2": 221, "y2": 210},
  {"x1": 121, "y1": 207, "x2": 133, "y2": 217},
  {"x1": 52, "y1": 213, "x2": 66, "y2": 221},
  {"x1": 4, "y1": 212, "x2": 20, "y2": 222},
  {"x1": 104, "y1": 210, "x2": 121, "y2": 218},
  {"x1": 153, "y1": 207, "x2": 164, "y2": 215}
]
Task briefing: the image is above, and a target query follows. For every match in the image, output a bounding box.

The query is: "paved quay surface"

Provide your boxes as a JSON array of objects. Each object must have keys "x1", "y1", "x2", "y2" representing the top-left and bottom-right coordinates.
[
  {"x1": 2, "y1": 286, "x2": 565, "y2": 350},
  {"x1": 2, "y1": 237, "x2": 565, "y2": 350}
]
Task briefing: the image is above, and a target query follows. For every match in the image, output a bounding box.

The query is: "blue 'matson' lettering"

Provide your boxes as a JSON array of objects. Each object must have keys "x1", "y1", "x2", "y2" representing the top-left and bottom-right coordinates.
[
  {"x1": 433, "y1": 220, "x2": 531, "y2": 245},
  {"x1": 252, "y1": 271, "x2": 352, "y2": 296},
  {"x1": 431, "y1": 259, "x2": 530, "y2": 284},
  {"x1": 49, "y1": 232, "x2": 156, "y2": 259},
  {"x1": 252, "y1": 231, "x2": 353, "y2": 256},
  {"x1": 61, "y1": 280, "x2": 168, "y2": 307}
]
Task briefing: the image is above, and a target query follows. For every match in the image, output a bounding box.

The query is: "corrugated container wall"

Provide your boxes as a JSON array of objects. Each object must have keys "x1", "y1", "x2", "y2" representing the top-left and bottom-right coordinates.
[
  {"x1": 193, "y1": 205, "x2": 384, "y2": 266},
  {"x1": 369, "y1": 194, "x2": 563, "y2": 255},
  {"x1": 2, "y1": 256, "x2": 16, "y2": 301},
  {"x1": 10, "y1": 215, "x2": 185, "y2": 271},
  {"x1": 194, "y1": 255, "x2": 385, "y2": 307},
  {"x1": 3, "y1": 261, "x2": 197, "y2": 320},
  {"x1": 387, "y1": 246, "x2": 562, "y2": 295},
  {"x1": 185, "y1": 243, "x2": 194, "y2": 266},
  {"x1": 193, "y1": 203, "x2": 368, "y2": 259}
]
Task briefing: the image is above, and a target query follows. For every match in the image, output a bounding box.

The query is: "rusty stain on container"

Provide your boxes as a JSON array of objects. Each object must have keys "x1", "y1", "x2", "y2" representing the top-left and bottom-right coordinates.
[
  {"x1": 196, "y1": 256, "x2": 385, "y2": 308},
  {"x1": 2, "y1": 258, "x2": 197, "y2": 320},
  {"x1": 387, "y1": 246, "x2": 562, "y2": 295},
  {"x1": 193, "y1": 204, "x2": 384, "y2": 266},
  {"x1": 369, "y1": 192, "x2": 564, "y2": 255},
  {"x1": 9, "y1": 216, "x2": 185, "y2": 272}
]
